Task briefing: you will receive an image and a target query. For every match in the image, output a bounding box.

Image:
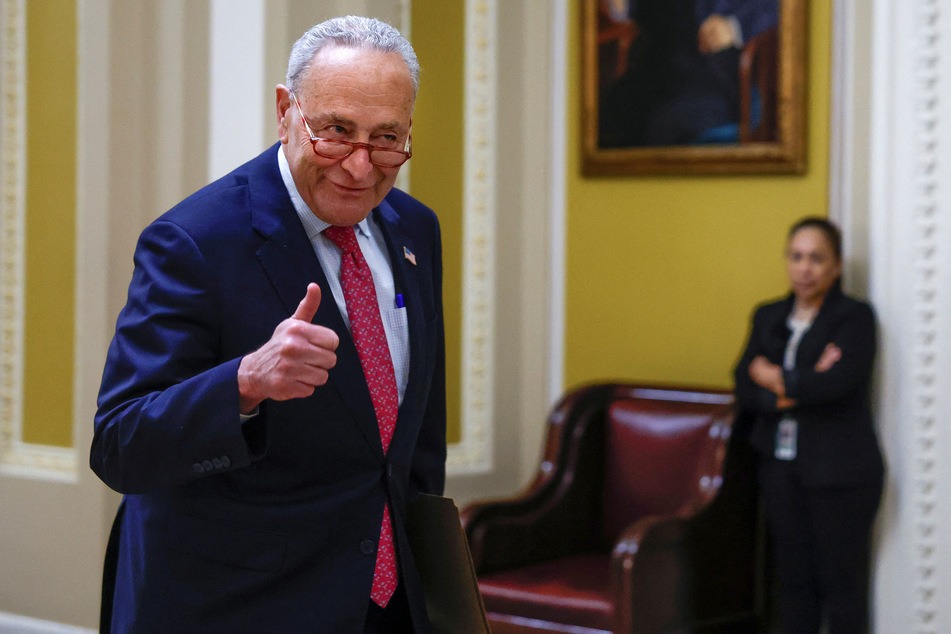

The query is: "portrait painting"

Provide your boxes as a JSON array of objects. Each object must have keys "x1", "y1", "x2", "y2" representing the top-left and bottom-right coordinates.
[{"x1": 582, "y1": 0, "x2": 807, "y2": 175}]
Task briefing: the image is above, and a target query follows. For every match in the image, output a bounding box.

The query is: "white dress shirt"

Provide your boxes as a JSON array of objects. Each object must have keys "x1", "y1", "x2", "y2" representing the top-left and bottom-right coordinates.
[{"x1": 278, "y1": 147, "x2": 410, "y2": 404}]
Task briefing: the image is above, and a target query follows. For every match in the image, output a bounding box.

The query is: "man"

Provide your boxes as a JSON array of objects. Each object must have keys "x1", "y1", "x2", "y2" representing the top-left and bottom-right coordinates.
[{"x1": 91, "y1": 16, "x2": 446, "y2": 633}]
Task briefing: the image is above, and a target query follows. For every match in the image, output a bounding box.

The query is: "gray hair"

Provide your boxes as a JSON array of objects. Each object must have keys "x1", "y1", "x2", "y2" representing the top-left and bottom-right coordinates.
[{"x1": 286, "y1": 16, "x2": 419, "y2": 96}]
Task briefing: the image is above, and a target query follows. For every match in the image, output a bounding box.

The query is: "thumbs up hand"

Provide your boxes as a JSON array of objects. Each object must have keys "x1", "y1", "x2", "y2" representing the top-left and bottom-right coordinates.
[
  {"x1": 291, "y1": 281, "x2": 324, "y2": 323},
  {"x1": 237, "y1": 283, "x2": 339, "y2": 413}
]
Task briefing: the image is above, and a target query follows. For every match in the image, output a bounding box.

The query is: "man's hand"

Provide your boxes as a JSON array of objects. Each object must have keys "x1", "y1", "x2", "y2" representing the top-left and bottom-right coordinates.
[{"x1": 238, "y1": 283, "x2": 339, "y2": 414}]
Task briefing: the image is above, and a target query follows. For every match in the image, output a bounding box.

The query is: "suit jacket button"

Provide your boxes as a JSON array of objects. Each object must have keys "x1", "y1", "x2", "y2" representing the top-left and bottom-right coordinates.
[
  {"x1": 192, "y1": 463, "x2": 205, "y2": 474},
  {"x1": 212, "y1": 458, "x2": 223, "y2": 469},
  {"x1": 360, "y1": 539, "x2": 376, "y2": 555},
  {"x1": 202, "y1": 460, "x2": 213, "y2": 471},
  {"x1": 220, "y1": 455, "x2": 231, "y2": 468}
]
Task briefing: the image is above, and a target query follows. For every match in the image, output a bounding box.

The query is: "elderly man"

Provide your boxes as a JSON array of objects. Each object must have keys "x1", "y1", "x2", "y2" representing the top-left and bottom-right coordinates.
[{"x1": 91, "y1": 16, "x2": 446, "y2": 633}]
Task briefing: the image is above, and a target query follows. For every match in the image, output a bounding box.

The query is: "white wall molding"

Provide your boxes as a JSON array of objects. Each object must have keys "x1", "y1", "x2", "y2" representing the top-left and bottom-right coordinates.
[
  {"x1": 0, "y1": 0, "x2": 27, "y2": 471},
  {"x1": 397, "y1": 0, "x2": 411, "y2": 39},
  {"x1": 0, "y1": 443, "x2": 77, "y2": 482},
  {"x1": 0, "y1": 612, "x2": 95, "y2": 634},
  {"x1": 897, "y1": 2, "x2": 945, "y2": 629},
  {"x1": 447, "y1": 0, "x2": 497, "y2": 475},
  {"x1": 833, "y1": 0, "x2": 951, "y2": 631},
  {"x1": 0, "y1": 0, "x2": 78, "y2": 481},
  {"x1": 395, "y1": 0, "x2": 411, "y2": 193},
  {"x1": 208, "y1": 0, "x2": 267, "y2": 181},
  {"x1": 829, "y1": 0, "x2": 859, "y2": 284},
  {"x1": 548, "y1": 0, "x2": 567, "y2": 404}
]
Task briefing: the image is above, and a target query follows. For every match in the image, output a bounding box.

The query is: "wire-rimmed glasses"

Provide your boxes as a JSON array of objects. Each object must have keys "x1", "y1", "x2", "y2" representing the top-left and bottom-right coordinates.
[{"x1": 292, "y1": 92, "x2": 412, "y2": 168}]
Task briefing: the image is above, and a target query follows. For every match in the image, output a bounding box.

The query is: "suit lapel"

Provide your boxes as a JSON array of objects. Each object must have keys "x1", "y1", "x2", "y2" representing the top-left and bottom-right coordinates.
[{"x1": 373, "y1": 200, "x2": 426, "y2": 454}]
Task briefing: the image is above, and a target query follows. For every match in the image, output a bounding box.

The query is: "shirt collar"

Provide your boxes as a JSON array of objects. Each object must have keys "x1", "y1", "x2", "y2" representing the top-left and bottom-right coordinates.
[{"x1": 277, "y1": 145, "x2": 373, "y2": 240}]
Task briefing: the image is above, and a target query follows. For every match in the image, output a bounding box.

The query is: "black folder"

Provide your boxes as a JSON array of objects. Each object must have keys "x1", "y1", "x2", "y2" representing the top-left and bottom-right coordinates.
[{"x1": 405, "y1": 494, "x2": 491, "y2": 633}]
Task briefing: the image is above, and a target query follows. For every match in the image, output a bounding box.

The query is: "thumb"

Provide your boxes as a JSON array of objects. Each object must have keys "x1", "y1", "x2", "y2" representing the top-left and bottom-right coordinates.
[{"x1": 292, "y1": 283, "x2": 321, "y2": 322}]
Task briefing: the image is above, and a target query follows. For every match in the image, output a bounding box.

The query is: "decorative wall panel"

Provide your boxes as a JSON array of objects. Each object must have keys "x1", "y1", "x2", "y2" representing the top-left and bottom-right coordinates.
[
  {"x1": 908, "y1": 2, "x2": 942, "y2": 629},
  {"x1": 0, "y1": 0, "x2": 75, "y2": 479},
  {"x1": 447, "y1": 0, "x2": 496, "y2": 474},
  {"x1": 0, "y1": 0, "x2": 28, "y2": 470}
]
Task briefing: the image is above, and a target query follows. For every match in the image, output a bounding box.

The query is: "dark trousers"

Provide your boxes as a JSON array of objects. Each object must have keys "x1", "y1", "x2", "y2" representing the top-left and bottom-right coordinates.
[
  {"x1": 758, "y1": 457, "x2": 882, "y2": 634},
  {"x1": 363, "y1": 581, "x2": 415, "y2": 634}
]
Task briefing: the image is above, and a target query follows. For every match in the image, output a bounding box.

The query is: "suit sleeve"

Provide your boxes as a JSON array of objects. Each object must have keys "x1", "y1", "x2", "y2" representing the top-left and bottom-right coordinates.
[
  {"x1": 91, "y1": 220, "x2": 258, "y2": 495},
  {"x1": 733, "y1": 304, "x2": 782, "y2": 414},
  {"x1": 783, "y1": 302, "x2": 877, "y2": 406}
]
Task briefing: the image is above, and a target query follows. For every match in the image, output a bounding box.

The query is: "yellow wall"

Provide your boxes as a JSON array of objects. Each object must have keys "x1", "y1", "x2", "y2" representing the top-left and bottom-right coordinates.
[
  {"x1": 565, "y1": 2, "x2": 831, "y2": 390},
  {"x1": 18, "y1": 2, "x2": 826, "y2": 446},
  {"x1": 23, "y1": 0, "x2": 77, "y2": 447},
  {"x1": 409, "y1": 0, "x2": 465, "y2": 443}
]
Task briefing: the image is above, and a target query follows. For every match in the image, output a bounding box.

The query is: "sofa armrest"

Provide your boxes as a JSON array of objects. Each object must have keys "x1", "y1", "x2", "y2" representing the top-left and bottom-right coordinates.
[
  {"x1": 462, "y1": 469, "x2": 601, "y2": 574},
  {"x1": 609, "y1": 442, "x2": 764, "y2": 634},
  {"x1": 462, "y1": 385, "x2": 620, "y2": 574},
  {"x1": 610, "y1": 514, "x2": 692, "y2": 632}
]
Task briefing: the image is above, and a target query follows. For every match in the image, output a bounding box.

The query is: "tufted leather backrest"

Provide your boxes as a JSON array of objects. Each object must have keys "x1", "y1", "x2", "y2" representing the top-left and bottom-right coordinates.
[{"x1": 601, "y1": 388, "x2": 733, "y2": 546}]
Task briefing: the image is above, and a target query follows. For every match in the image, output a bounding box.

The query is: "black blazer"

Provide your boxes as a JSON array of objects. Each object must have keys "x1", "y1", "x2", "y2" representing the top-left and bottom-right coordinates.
[
  {"x1": 91, "y1": 144, "x2": 446, "y2": 632},
  {"x1": 733, "y1": 285, "x2": 884, "y2": 487}
]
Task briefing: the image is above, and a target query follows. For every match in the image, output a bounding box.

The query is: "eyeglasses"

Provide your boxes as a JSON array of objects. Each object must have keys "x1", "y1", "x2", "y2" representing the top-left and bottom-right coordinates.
[{"x1": 292, "y1": 93, "x2": 412, "y2": 168}]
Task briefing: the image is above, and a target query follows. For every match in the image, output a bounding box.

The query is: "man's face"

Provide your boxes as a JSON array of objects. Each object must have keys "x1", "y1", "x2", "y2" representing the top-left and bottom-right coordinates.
[{"x1": 276, "y1": 46, "x2": 415, "y2": 226}]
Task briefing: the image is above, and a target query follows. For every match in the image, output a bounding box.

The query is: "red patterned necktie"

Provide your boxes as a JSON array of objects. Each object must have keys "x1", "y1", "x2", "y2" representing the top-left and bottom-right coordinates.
[{"x1": 324, "y1": 224, "x2": 399, "y2": 608}]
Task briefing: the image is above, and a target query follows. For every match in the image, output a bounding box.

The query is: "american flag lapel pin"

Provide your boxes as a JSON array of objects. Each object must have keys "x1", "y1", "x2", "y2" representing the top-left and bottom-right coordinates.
[{"x1": 403, "y1": 246, "x2": 417, "y2": 266}]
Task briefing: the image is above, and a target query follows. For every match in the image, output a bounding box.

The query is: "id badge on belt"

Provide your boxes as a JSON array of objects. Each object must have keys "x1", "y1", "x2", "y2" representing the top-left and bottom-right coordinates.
[{"x1": 775, "y1": 418, "x2": 797, "y2": 460}]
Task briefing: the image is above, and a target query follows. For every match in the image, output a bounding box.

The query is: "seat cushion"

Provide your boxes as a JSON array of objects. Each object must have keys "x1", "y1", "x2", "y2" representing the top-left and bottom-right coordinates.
[{"x1": 477, "y1": 554, "x2": 613, "y2": 631}]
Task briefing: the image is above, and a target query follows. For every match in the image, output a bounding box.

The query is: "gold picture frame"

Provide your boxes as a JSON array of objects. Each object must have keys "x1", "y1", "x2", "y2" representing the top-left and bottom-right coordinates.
[{"x1": 582, "y1": 0, "x2": 807, "y2": 176}]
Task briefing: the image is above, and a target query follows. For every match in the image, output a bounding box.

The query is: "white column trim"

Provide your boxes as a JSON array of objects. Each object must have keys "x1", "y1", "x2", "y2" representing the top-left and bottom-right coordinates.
[
  {"x1": 548, "y1": 0, "x2": 567, "y2": 404},
  {"x1": 447, "y1": 0, "x2": 497, "y2": 474},
  {"x1": 395, "y1": 0, "x2": 411, "y2": 193},
  {"x1": 851, "y1": 0, "x2": 950, "y2": 631},
  {"x1": 828, "y1": 1, "x2": 853, "y2": 231},
  {"x1": 0, "y1": 0, "x2": 27, "y2": 470},
  {"x1": 898, "y1": 2, "x2": 944, "y2": 629},
  {"x1": 0, "y1": 612, "x2": 95, "y2": 634},
  {"x1": 208, "y1": 0, "x2": 267, "y2": 181},
  {"x1": 397, "y1": 0, "x2": 411, "y2": 39}
]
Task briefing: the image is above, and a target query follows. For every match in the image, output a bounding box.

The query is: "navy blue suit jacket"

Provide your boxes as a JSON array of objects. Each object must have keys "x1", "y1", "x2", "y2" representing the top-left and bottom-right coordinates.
[{"x1": 92, "y1": 144, "x2": 447, "y2": 632}]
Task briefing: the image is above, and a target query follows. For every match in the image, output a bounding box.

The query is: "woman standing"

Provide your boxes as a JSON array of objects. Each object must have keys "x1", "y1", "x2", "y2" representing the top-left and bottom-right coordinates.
[{"x1": 734, "y1": 217, "x2": 884, "y2": 633}]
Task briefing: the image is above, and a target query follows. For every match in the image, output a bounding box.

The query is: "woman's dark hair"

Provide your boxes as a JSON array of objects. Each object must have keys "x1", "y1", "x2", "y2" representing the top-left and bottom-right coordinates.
[{"x1": 788, "y1": 216, "x2": 842, "y2": 260}]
